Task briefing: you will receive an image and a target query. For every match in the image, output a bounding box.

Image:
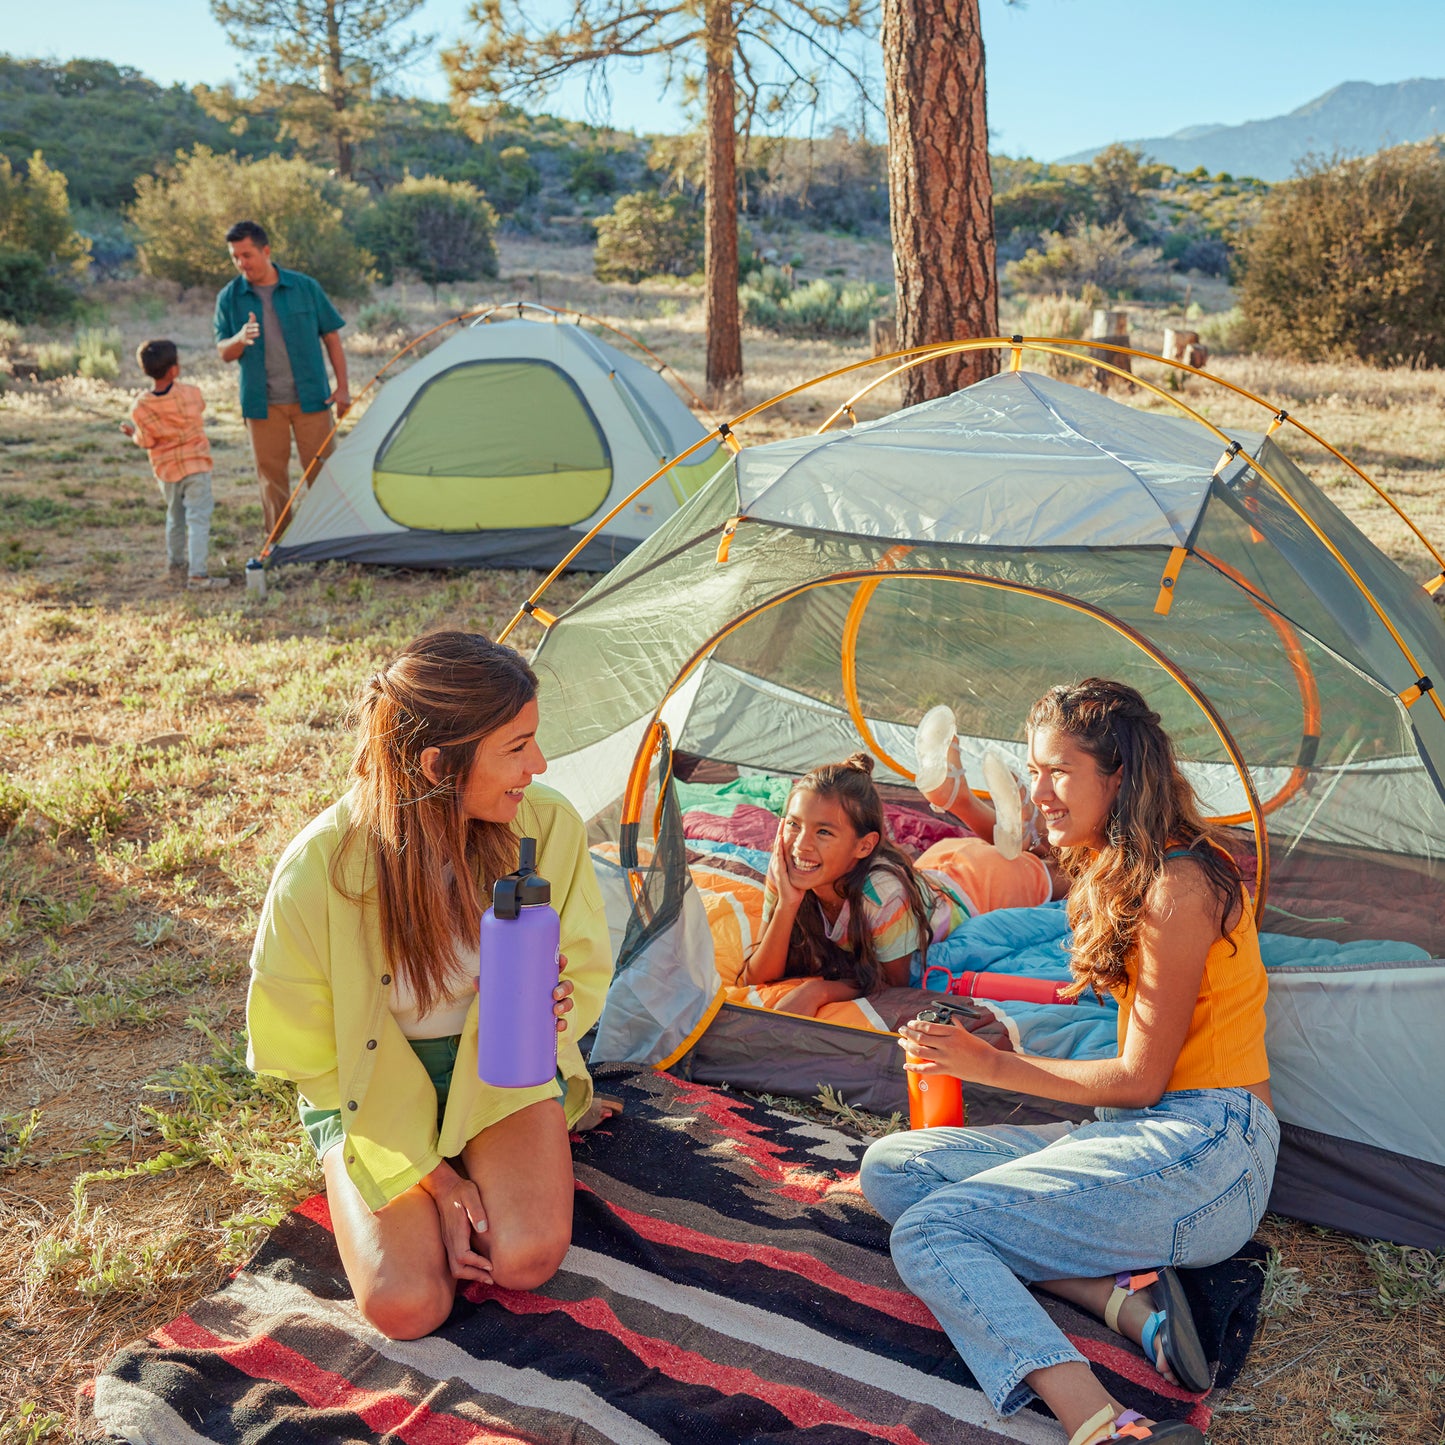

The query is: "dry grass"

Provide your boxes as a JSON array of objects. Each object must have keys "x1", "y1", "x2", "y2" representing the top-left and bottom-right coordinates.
[{"x1": 1, "y1": 238, "x2": 1442, "y2": 1442}]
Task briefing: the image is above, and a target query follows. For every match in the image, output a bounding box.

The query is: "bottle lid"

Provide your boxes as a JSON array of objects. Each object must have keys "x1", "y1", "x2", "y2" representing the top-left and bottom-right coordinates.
[{"x1": 492, "y1": 836, "x2": 551, "y2": 918}]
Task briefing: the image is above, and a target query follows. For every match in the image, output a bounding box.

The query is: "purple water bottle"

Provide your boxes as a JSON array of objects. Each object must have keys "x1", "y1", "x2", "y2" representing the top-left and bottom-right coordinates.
[{"x1": 478, "y1": 838, "x2": 560, "y2": 1087}]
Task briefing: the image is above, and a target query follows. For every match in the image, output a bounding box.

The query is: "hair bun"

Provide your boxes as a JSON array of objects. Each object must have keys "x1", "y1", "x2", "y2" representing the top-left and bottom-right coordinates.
[{"x1": 843, "y1": 751, "x2": 875, "y2": 776}]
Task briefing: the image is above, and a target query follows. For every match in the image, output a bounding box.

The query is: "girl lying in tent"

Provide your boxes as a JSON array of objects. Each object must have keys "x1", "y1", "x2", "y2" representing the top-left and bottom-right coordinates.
[
  {"x1": 861, "y1": 679, "x2": 1277, "y2": 1445},
  {"x1": 246, "y1": 632, "x2": 616, "y2": 1341},
  {"x1": 741, "y1": 749, "x2": 1062, "y2": 1019}
]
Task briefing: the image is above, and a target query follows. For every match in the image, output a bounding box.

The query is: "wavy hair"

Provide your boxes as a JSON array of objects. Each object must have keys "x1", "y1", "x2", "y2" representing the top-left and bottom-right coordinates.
[
  {"x1": 1027, "y1": 678, "x2": 1241, "y2": 1001},
  {"x1": 782, "y1": 753, "x2": 935, "y2": 995},
  {"x1": 334, "y1": 631, "x2": 538, "y2": 1017}
]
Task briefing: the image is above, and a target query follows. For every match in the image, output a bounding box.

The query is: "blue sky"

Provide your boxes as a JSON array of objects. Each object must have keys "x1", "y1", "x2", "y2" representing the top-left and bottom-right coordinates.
[{"x1": 6, "y1": 0, "x2": 1443, "y2": 161}]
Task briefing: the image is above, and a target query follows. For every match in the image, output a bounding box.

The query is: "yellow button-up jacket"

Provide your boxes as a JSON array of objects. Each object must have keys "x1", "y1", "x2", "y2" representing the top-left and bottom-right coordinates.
[{"x1": 246, "y1": 785, "x2": 612, "y2": 1212}]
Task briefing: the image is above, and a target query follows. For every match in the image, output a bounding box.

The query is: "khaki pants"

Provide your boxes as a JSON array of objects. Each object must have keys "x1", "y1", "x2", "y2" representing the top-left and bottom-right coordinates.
[{"x1": 246, "y1": 403, "x2": 335, "y2": 539}]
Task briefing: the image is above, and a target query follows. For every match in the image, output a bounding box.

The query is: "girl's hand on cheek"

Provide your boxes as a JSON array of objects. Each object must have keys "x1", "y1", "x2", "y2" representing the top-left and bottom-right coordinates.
[
  {"x1": 768, "y1": 824, "x2": 805, "y2": 910},
  {"x1": 899, "y1": 1018, "x2": 998, "y2": 1084}
]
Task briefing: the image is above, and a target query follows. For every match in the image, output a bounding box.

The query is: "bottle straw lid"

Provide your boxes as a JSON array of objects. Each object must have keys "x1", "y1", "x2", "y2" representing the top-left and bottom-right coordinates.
[{"x1": 492, "y1": 836, "x2": 551, "y2": 918}]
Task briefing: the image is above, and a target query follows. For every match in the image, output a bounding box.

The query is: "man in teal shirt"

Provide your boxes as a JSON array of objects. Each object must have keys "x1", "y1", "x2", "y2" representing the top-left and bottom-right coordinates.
[{"x1": 214, "y1": 220, "x2": 351, "y2": 540}]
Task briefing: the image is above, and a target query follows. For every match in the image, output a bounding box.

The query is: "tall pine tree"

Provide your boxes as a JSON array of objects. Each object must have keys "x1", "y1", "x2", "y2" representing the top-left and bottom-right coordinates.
[
  {"x1": 447, "y1": 1, "x2": 875, "y2": 406},
  {"x1": 208, "y1": 0, "x2": 433, "y2": 179},
  {"x1": 881, "y1": 0, "x2": 998, "y2": 402}
]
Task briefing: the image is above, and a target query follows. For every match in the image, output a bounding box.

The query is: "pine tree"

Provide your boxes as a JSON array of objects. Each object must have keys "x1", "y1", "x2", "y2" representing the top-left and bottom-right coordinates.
[
  {"x1": 207, "y1": 0, "x2": 433, "y2": 179},
  {"x1": 881, "y1": 0, "x2": 998, "y2": 403},
  {"x1": 446, "y1": 1, "x2": 876, "y2": 407}
]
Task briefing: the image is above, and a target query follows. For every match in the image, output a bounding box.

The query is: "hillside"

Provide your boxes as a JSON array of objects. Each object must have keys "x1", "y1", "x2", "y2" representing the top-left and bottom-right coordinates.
[{"x1": 1061, "y1": 77, "x2": 1445, "y2": 181}]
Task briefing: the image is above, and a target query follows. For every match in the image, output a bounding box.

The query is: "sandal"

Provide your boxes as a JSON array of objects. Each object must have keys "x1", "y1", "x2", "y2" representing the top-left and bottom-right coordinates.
[
  {"x1": 1104, "y1": 1267, "x2": 1212, "y2": 1395},
  {"x1": 1069, "y1": 1405, "x2": 1205, "y2": 1444},
  {"x1": 915, "y1": 705, "x2": 967, "y2": 814}
]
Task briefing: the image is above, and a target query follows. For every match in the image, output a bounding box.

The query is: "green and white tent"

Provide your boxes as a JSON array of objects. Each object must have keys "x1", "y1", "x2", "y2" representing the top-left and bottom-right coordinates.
[
  {"x1": 527, "y1": 364, "x2": 1445, "y2": 1245},
  {"x1": 268, "y1": 313, "x2": 720, "y2": 570}
]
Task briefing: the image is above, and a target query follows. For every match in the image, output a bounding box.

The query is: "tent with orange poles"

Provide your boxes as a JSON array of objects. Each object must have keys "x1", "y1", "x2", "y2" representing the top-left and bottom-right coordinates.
[{"x1": 505, "y1": 341, "x2": 1445, "y2": 1246}]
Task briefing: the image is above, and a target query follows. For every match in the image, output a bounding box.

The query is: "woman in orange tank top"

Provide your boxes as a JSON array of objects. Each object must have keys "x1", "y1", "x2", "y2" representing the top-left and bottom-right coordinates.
[{"x1": 860, "y1": 679, "x2": 1278, "y2": 1445}]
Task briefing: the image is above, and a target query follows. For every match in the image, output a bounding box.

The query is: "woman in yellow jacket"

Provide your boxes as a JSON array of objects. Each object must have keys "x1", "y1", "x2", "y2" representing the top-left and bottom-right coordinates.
[{"x1": 247, "y1": 631, "x2": 613, "y2": 1340}]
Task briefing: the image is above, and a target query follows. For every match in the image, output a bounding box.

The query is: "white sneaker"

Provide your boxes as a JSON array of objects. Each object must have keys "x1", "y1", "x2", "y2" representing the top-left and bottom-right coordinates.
[{"x1": 187, "y1": 575, "x2": 231, "y2": 590}]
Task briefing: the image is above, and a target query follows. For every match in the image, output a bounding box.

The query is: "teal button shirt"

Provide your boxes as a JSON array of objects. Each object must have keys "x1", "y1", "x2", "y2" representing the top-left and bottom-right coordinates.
[{"x1": 214, "y1": 266, "x2": 346, "y2": 420}]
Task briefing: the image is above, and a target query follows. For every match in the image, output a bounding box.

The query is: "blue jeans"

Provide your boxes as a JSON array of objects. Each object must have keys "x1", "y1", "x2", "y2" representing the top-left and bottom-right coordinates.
[
  {"x1": 859, "y1": 1088, "x2": 1279, "y2": 1416},
  {"x1": 160, "y1": 471, "x2": 214, "y2": 576}
]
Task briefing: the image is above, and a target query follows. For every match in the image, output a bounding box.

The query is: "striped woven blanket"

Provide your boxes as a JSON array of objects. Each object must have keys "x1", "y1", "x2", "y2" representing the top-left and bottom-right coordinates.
[{"x1": 89, "y1": 1066, "x2": 1259, "y2": 1443}]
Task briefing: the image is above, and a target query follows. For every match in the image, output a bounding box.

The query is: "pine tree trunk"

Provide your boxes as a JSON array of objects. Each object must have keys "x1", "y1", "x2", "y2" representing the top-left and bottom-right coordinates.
[
  {"x1": 882, "y1": 0, "x2": 998, "y2": 404},
  {"x1": 324, "y1": 0, "x2": 353, "y2": 179},
  {"x1": 703, "y1": 0, "x2": 743, "y2": 408}
]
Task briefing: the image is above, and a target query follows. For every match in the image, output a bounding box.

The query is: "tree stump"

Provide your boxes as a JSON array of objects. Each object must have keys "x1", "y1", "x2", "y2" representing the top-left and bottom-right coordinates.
[
  {"x1": 869, "y1": 316, "x2": 899, "y2": 357},
  {"x1": 1090, "y1": 309, "x2": 1131, "y2": 389}
]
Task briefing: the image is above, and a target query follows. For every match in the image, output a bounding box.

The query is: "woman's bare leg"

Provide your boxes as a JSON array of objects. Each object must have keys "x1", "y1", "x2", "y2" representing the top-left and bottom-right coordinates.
[
  {"x1": 323, "y1": 1147, "x2": 455, "y2": 1340},
  {"x1": 460, "y1": 1096, "x2": 574, "y2": 1291}
]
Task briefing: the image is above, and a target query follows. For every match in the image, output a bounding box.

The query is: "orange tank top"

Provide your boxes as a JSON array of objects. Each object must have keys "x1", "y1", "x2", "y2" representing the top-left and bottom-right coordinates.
[{"x1": 1112, "y1": 853, "x2": 1270, "y2": 1092}]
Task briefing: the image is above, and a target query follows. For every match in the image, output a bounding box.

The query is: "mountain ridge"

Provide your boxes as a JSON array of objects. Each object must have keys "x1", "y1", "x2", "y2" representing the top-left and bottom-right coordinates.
[{"x1": 1059, "y1": 77, "x2": 1445, "y2": 181}]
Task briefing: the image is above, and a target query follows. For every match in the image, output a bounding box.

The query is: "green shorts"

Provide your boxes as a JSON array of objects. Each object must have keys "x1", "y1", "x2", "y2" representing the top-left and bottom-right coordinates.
[
  {"x1": 300, "y1": 1034, "x2": 462, "y2": 1160},
  {"x1": 298, "y1": 1036, "x2": 564, "y2": 1160}
]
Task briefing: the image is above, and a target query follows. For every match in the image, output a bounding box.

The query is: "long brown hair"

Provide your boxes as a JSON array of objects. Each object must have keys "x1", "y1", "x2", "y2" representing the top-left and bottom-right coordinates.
[
  {"x1": 782, "y1": 753, "x2": 935, "y2": 995},
  {"x1": 1027, "y1": 678, "x2": 1241, "y2": 1000},
  {"x1": 334, "y1": 631, "x2": 538, "y2": 1017}
]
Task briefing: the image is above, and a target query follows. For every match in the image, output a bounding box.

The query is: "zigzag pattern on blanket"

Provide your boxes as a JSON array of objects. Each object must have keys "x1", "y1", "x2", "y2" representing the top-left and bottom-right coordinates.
[{"x1": 88, "y1": 1067, "x2": 1230, "y2": 1445}]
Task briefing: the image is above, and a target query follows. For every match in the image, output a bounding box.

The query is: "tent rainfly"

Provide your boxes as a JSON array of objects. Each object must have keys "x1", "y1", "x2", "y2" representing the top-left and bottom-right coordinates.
[
  {"x1": 267, "y1": 313, "x2": 720, "y2": 571},
  {"x1": 520, "y1": 361, "x2": 1445, "y2": 1248}
]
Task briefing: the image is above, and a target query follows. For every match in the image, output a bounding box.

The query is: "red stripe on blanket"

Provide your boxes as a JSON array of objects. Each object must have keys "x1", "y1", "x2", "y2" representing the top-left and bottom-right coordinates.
[
  {"x1": 1070, "y1": 1336, "x2": 1212, "y2": 1427},
  {"x1": 154, "y1": 1314, "x2": 528, "y2": 1443},
  {"x1": 578, "y1": 1183, "x2": 939, "y2": 1329},
  {"x1": 665, "y1": 1077, "x2": 851, "y2": 1201},
  {"x1": 478, "y1": 1289, "x2": 936, "y2": 1444},
  {"x1": 295, "y1": 1193, "x2": 334, "y2": 1231}
]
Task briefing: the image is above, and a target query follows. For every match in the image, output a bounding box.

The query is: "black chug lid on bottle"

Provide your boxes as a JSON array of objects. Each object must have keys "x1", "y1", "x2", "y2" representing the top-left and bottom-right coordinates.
[{"x1": 492, "y1": 836, "x2": 552, "y2": 919}]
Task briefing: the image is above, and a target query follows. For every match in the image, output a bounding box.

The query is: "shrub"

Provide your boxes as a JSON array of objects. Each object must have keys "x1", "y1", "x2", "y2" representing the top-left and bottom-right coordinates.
[
  {"x1": 1195, "y1": 305, "x2": 1257, "y2": 357},
  {"x1": 594, "y1": 191, "x2": 702, "y2": 283},
  {"x1": 740, "y1": 267, "x2": 888, "y2": 339},
  {"x1": 1238, "y1": 143, "x2": 1445, "y2": 366},
  {"x1": 356, "y1": 301, "x2": 407, "y2": 335},
  {"x1": 565, "y1": 147, "x2": 619, "y2": 200},
  {"x1": 76, "y1": 326, "x2": 122, "y2": 380},
  {"x1": 0, "y1": 151, "x2": 90, "y2": 276},
  {"x1": 1013, "y1": 293, "x2": 1092, "y2": 378},
  {"x1": 131, "y1": 147, "x2": 374, "y2": 299},
  {"x1": 33, "y1": 339, "x2": 80, "y2": 380},
  {"x1": 0, "y1": 246, "x2": 75, "y2": 323},
  {"x1": 359, "y1": 175, "x2": 498, "y2": 290},
  {"x1": 1005, "y1": 218, "x2": 1165, "y2": 299}
]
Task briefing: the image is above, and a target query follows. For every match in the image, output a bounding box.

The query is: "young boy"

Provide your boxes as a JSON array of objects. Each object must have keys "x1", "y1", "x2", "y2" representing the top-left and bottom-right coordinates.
[{"x1": 120, "y1": 339, "x2": 229, "y2": 589}]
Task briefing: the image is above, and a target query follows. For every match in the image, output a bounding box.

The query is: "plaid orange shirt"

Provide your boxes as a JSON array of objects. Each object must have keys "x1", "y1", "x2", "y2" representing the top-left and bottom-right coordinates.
[{"x1": 130, "y1": 381, "x2": 213, "y2": 484}]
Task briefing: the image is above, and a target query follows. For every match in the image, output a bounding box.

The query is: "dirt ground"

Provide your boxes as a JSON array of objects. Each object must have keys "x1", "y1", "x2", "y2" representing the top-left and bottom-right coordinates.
[{"x1": 1, "y1": 237, "x2": 1443, "y2": 1443}]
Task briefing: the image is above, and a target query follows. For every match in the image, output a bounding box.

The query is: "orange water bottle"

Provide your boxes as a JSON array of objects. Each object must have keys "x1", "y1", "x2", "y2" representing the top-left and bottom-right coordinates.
[{"x1": 905, "y1": 1002, "x2": 973, "y2": 1129}]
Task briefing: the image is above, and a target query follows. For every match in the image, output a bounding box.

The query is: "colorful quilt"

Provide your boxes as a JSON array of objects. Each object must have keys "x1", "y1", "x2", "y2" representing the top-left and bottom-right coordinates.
[{"x1": 89, "y1": 1067, "x2": 1259, "y2": 1444}]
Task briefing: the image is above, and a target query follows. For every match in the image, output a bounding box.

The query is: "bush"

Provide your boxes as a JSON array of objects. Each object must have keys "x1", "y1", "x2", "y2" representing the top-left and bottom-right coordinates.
[
  {"x1": 0, "y1": 246, "x2": 75, "y2": 323},
  {"x1": 1238, "y1": 143, "x2": 1445, "y2": 366},
  {"x1": 0, "y1": 151, "x2": 90, "y2": 276},
  {"x1": 594, "y1": 191, "x2": 702, "y2": 283},
  {"x1": 131, "y1": 146, "x2": 374, "y2": 299},
  {"x1": 1005, "y1": 217, "x2": 1165, "y2": 299},
  {"x1": 740, "y1": 267, "x2": 888, "y2": 338},
  {"x1": 1012, "y1": 293, "x2": 1092, "y2": 378},
  {"x1": 1162, "y1": 232, "x2": 1232, "y2": 278},
  {"x1": 1195, "y1": 306, "x2": 1257, "y2": 357},
  {"x1": 76, "y1": 326, "x2": 122, "y2": 380},
  {"x1": 356, "y1": 301, "x2": 407, "y2": 335},
  {"x1": 33, "y1": 339, "x2": 79, "y2": 380},
  {"x1": 359, "y1": 175, "x2": 498, "y2": 290}
]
